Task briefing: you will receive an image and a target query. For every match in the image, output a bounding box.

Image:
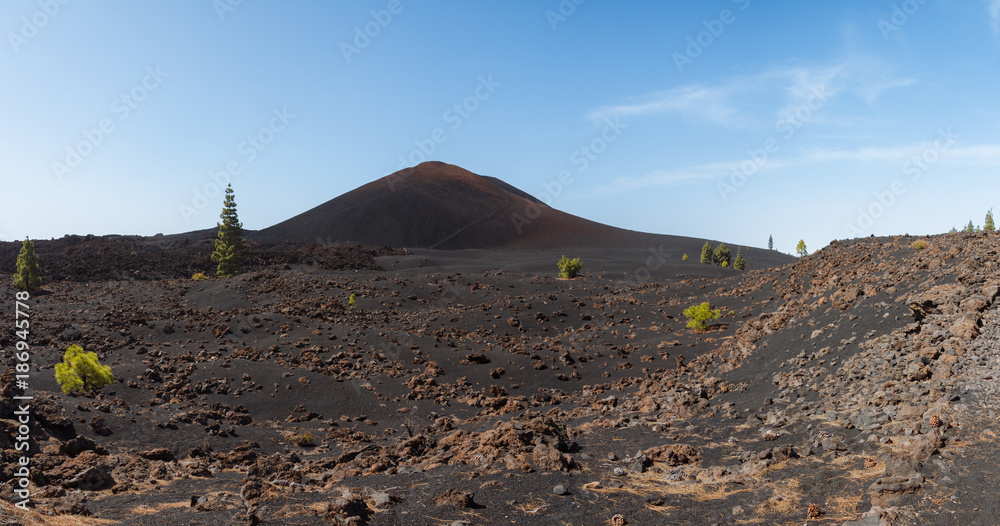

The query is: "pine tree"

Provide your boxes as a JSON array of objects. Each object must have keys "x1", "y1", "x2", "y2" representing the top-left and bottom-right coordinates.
[
  {"x1": 713, "y1": 243, "x2": 731, "y2": 267},
  {"x1": 211, "y1": 184, "x2": 247, "y2": 277},
  {"x1": 964, "y1": 220, "x2": 975, "y2": 233},
  {"x1": 796, "y1": 240, "x2": 808, "y2": 257},
  {"x1": 13, "y1": 238, "x2": 41, "y2": 291},
  {"x1": 734, "y1": 247, "x2": 746, "y2": 270},
  {"x1": 986, "y1": 209, "x2": 996, "y2": 233},
  {"x1": 700, "y1": 242, "x2": 713, "y2": 264},
  {"x1": 768, "y1": 235, "x2": 774, "y2": 250},
  {"x1": 948, "y1": 227, "x2": 958, "y2": 234}
]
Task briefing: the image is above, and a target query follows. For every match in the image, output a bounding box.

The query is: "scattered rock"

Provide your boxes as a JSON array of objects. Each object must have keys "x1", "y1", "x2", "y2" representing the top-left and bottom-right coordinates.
[
  {"x1": 434, "y1": 489, "x2": 477, "y2": 508},
  {"x1": 89, "y1": 416, "x2": 112, "y2": 436},
  {"x1": 139, "y1": 448, "x2": 175, "y2": 461}
]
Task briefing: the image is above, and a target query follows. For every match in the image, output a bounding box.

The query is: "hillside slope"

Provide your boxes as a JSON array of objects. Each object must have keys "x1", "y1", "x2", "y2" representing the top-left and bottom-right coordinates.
[{"x1": 251, "y1": 162, "x2": 793, "y2": 268}]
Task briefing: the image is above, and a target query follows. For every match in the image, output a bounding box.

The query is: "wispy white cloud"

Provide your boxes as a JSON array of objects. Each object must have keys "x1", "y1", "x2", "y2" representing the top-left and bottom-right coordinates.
[
  {"x1": 572, "y1": 141, "x2": 1000, "y2": 199},
  {"x1": 571, "y1": 158, "x2": 796, "y2": 200},
  {"x1": 942, "y1": 144, "x2": 1000, "y2": 165},
  {"x1": 588, "y1": 59, "x2": 915, "y2": 128},
  {"x1": 588, "y1": 86, "x2": 739, "y2": 127},
  {"x1": 989, "y1": 0, "x2": 1000, "y2": 34}
]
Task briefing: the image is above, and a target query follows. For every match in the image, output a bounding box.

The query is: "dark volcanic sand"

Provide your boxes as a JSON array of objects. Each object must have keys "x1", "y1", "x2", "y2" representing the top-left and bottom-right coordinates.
[{"x1": 2, "y1": 233, "x2": 1000, "y2": 525}]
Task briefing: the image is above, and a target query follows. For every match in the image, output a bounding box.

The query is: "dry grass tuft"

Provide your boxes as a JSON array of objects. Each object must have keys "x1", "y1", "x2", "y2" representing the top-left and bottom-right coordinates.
[
  {"x1": 586, "y1": 465, "x2": 753, "y2": 503},
  {"x1": 514, "y1": 497, "x2": 550, "y2": 515},
  {"x1": 644, "y1": 501, "x2": 681, "y2": 515},
  {"x1": 757, "y1": 479, "x2": 804, "y2": 516},
  {"x1": 912, "y1": 239, "x2": 930, "y2": 250},
  {"x1": 128, "y1": 501, "x2": 191, "y2": 515},
  {"x1": 0, "y1": 502, "x2": 118, "y2": 526},
  {"x1": 827, "y1": 494, "x2": 865, "y2": 519},
  {"x1": 830, "y1": 454, "x2": 884, "y2": 482}
]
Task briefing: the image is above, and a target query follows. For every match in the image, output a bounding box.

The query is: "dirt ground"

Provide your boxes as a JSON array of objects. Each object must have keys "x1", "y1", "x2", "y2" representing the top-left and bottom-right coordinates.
[{"x1": 2, "y1": 231, "x2": 999, "y2": 525}]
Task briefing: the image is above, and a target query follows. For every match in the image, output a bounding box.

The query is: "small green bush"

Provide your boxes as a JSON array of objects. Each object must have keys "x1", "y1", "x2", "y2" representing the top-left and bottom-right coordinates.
[
  {"x1": 55, "y1": 344, "x2": 114, "y2": 394},
  {"x1": 734, "y1": 247, "x2": 746, "y2": 270},
  {"x1": 683, "y1": 302, "x2": 721, "y2": 331},
  {"x1": 348, "y1": 293, "x2": 358, "y2": 309},
  {"x1": 713, "y1": 243, "x2": 731, "y2": 267},
  {"x1": 682, "y1": 254, "x2": 689, "y2": 261},
  {"x1": 700, "y1": 242, "x2": 713, "y2": 264},
  {"x1": 557, "y1": 256, "x2": 582, "y2": 279},
  {"x1": 912, "y1": 239, "x2": 929, "y2": 250},
  {"x1": 296, "y1": 433, "x2": 315, "y2": 447},
  {"x1": 191, "y1": 272, "x2": 209, "y2": 281}
]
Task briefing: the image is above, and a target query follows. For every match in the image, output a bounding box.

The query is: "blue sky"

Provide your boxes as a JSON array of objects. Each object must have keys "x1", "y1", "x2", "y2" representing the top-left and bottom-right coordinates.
[{"x1": 4, "y1": 1, "x2": 1000, "y2": 254}]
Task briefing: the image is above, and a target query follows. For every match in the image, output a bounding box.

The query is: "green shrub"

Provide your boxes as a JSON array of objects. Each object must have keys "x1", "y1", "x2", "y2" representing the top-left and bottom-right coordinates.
[
  {"x1": 700, "y1": 242, "x2": 713, "y2": 264},
  {"x1": 191, "y1": 272, "x2": 209, "y2": 281},
  {"x1": 348, "y1": 293, "x2": 357, "y2": 309},
  {"x1": 13, "y1": 238, "x2": 41, "y2": 292},
  {"x1": 55, "y1": 345, "x2": 114, "y2": 394},
  {"x1": 683, "y1": 302, "x2": 721, "y2": 331},
  {"x1": 557, "y1": 256, "x2": 582, "y2": 279},
  {"x1": 734, "y1": 247, "x2": 746, "y2": 270},
  {"x1": 682, "y1": 254, "x2": 689, "y2": 261},
  {"x1": 296, "y1": 433, "x2": 315, "y2": 447},
  {"x1": 912, "y1": 239, "x2": 929, "y2": 250},
  {"x1": 713, "y1": 243, "x2": 731, "y2": 267}
]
